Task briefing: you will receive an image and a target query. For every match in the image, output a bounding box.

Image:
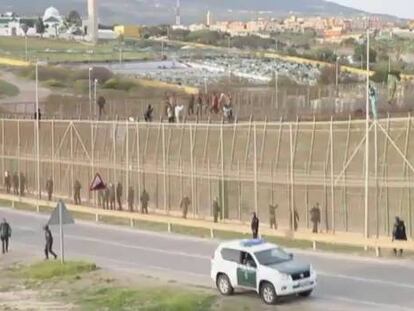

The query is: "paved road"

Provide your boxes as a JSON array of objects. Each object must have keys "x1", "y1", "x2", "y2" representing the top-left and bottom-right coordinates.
[{"x1": 1, "y1": 207, "x2": 414, "y2": 311}]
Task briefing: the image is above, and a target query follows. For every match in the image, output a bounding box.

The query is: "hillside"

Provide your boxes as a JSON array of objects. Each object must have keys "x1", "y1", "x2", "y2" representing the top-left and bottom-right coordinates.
[{"x1": 1, "y1": 0, "x2": 365, "y2": 25}]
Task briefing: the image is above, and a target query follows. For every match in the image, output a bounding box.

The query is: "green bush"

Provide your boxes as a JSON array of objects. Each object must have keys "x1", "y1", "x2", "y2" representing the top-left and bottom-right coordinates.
[
  {"x1": 103, "y1": 78, "x2": 137, "y2": 91},
  {"x1": 73, "y1": 79, "x2": 90, "y2": 93},
  {"x1": 44, "y1": 79, "x2": 66, "y2": 88},
  {"x1": 20, "y1": 261, "x2": 97, "y2": 280}
]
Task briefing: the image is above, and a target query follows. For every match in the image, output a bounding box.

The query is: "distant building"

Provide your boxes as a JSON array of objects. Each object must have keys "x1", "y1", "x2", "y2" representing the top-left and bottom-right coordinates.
[
  {"x1": 206, "y1": 11, "x2": 211, "y2": 27},
  {"x1": 0, "y1": 12, "x2": 37, "y2": 37},
  {"x1": 43, "y1": 7, "x2": 64, "y2": 37},
  {"x1": 114, "y1": 25, "x2": 141, "y2": 38}
]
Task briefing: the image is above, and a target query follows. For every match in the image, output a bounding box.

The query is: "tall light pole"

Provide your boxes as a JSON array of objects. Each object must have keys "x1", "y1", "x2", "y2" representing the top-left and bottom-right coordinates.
[
  {"x1": 335, "y1": 56, "x2": 340, "y2": 97},
  {"x1": 275, "y1": 70, "x2": 279, "y2": 109},
  {"x1": 94, "y1": 78, "x2": 98, "y2": 118},
  {"x1": 35, "y1": 61, "x2": 41, "y2": 205},
  {"x1": 364, "y1": 28, "x2": 370, "y2": 240},
  {"x1": 25, "y1": 35, "x2": 28, "y2": 61},
  {"x1": 88, "y1": 67, "x2": 93, "y2": 119}
]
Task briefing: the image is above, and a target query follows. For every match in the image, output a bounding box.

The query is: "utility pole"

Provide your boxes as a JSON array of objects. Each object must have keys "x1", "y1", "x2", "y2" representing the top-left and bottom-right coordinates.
[
  {"x1": 364, "y1": 28, "x2": 370, "y2": 240},
  {"x1": 88, "y1": 67, "x2": 93, "y2": 119},
  {"x1": 35, "y1": 61, "x2": 40, "y2": 206}
]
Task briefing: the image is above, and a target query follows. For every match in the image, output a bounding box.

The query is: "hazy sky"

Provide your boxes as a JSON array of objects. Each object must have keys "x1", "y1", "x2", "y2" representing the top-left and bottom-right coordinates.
[{"x1": 331, "y1": 0, "x2": 413, "y2": 19}]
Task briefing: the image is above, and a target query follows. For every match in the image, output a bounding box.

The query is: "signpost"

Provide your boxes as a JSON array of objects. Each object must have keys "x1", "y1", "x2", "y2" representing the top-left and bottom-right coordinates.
[
  {"x1": 48, "y1": 200, "x2": 75, "y2": 264},
  {"x1": 90, "y1": 173, "x2": 106, "y2": 191}
]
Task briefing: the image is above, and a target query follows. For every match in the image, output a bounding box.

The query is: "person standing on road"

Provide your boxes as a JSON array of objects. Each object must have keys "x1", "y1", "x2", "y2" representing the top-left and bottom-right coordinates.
[
  {"x1": 310, "y1": 203, "x2": 321, "y2": 234},
  {"x1": 73, "y1": 180, "x2": 82, "y2": 205},
  {"x1": 140, "y1": 189, "x2": 149, "y2": 214},
  {"x1": 46, "y1": 177, "x2": 53, "y2": 201},
  {"x1": 4, "y1": 170, "x2": 11, "y2": 193},
  {"x1": 44, "y1": 225, "x2": 57, "y2": 260},
  {"x1": 392, "y1": 217, "x2": 407, "y2": 256},
  {"x1": 116, "y1": 182, "x2": 123, "y2": 211},
  {"x1": 128, "y1": 186, "x2": 134, "y2": 212},
  {"x1": 269, "y1": 204, "x2": 278, "y2": 230},
  {"x1": 12, "y1": 172, "x2": 19, "y2": 195},
  {"x1": 0, "y1": 218, "x2": 11, "y2": 254},
  {"x1": 251, "y1": 212, "x2": 260, "y2": 239},
  {"x1": 180, "y1": 196, "x2": 191, "y2": 219},
  {"x1": 213, "y1": 198, "x2": 220, "y2": 223}
]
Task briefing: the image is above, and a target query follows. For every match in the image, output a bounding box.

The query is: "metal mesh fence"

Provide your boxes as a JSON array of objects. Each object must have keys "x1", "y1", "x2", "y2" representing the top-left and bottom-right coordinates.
[{"x1": 1, "y1": 117, "x2": 414, "y2": 238}]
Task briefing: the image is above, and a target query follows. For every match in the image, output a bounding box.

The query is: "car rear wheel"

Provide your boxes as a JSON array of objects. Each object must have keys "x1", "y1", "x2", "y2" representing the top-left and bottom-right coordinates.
[
  {"x1": 299, "y1": 290, "x2": 313, "y2": 297},
  {"x1": 260, "y1": 282, "x2": 277, "y2": 305},
  {"x1": 216, "y1": 274, "x2": 234, "y2": 296}
]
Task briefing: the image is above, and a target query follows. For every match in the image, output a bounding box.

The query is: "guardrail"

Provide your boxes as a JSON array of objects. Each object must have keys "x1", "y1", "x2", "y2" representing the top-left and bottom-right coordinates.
[{"x1": 1, "y1": 192, "x2": 412, "y2": 257}]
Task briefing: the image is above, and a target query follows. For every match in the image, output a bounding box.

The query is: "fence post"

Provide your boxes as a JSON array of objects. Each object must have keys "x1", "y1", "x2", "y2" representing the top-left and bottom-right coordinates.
[
  {"x1": 70, "y1": 122, "x2": 74, "y2": 203},
  {"x1": 220, "y1": 122, "x2": 225, "y2": 220},
  {"x1": 190, "y1": 124, "x2": 196, "y2": 217},
  {"x1": 162, "y1": 123, "x2": 167, "y2": 213},
  {"x1": 330, "y1": 117, "x2": 335, "y2": 233},
  {"x1": 254, "y1": 122, "x2": 258, "y2": 215}
]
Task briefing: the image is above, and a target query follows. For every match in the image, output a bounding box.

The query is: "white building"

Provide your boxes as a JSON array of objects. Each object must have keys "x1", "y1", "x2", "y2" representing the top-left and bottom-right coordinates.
[{"x1": 43, "y1": 7, "x2": 64, "y2": 37}]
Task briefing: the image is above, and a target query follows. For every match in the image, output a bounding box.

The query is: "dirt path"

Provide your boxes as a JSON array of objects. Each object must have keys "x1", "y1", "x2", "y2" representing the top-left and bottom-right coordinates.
[{"x1": 0, "y1": 71, "x2": 51, "y2": 113}]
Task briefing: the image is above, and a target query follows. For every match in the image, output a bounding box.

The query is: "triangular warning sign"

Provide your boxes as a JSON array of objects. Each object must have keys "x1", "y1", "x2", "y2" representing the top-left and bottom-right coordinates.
[
  {"x1": 48, "y1": 200, "x2": 75, "y2": 226},
  {"x1": 90, "y1": 173, "x2": 106, "y2": 191}
]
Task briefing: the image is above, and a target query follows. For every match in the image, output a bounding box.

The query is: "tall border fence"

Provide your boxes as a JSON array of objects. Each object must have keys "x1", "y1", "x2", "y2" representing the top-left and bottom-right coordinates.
[{"x1": 1, "y1": 116, "x2": 414, "y2": 239}]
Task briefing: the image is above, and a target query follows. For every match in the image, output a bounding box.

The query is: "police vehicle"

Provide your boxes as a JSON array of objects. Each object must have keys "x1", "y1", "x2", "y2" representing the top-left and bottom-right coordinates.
[{"x1": 210, "y1": 239, "x2": 317, "y2": 304}]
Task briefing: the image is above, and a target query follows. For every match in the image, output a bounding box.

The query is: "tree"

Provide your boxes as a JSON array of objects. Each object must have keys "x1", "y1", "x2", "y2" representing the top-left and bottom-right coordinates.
[
  {"x1": 67, "y1": 10, "x2": 82, "y2": 27},
  {"x1": 354, "y1": 44, "x2": 377, "y2": 65},
  {"x1": 35, "y1": 17, "x2": 45, "y2": 37}
]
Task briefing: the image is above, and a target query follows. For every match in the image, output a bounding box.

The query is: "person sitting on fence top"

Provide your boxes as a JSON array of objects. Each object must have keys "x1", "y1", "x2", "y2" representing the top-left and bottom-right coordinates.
[
  {"x1": 144, "y1": 105, "x2": 153, "y2": 122},
  {"x1": 175, "y1": 103, "x2": 185, "y2": 123}
]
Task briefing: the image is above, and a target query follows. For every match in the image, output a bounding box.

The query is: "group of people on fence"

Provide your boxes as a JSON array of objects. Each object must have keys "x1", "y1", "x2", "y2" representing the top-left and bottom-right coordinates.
[{"x1": 144, "y1": 92, "x2": 234, "y2": 124}]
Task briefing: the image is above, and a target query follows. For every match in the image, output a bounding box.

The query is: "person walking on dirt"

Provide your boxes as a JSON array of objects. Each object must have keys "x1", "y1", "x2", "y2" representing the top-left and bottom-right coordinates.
[
  {"x1": 19, "y1": 172, "x2": 26, "y2": 196},
  {"x1": 73, "y1": 180, "x2": 82, "y2": 205},
  {"x1": 0, "y1": 218, "x2": 11, "y2": 254},
  {"x1": 128, "y1": 186, "x2": 134, "y2": 212},
  {"x1": 290, "y1": 208, "x2": 300, "y2": 232},
  {"x1": 392, "y1": 217, "x2": 407, "y2": 256},
  {"x1": 116, "y1": 182, "x2": 123, "y2": 211},
  {"x1": 310, "y1": 203, "x2": 321, "y2": 234},
  {"x1": 44, "y1": 225, "x2": 57, "y2": 260},
  {"x1": 140, "y1": 189, "x2": 149, "y2": 214},
  {"x1": 180, "y1": 196, "x2": 191, "y2": 219},
  {"x1": 109, "y1": 183, "x2": 116, "y2": 210},
  {"x1": 103, "y1": 186, "x2": 110, "y2": 210},
  {"x1": 213, "y1": 199, "x2": 221, "y2": 223},
  {"x1": 4, "y1": 170, "x2": 11, "y2": 193},
  {"x1": 269, "y1": 204, "x2": 278, "y2": 230},
  {"x1": 12, "y1": 172, "x2": 19, "y2": 195},
  {"x1": 46, "y1": 177, "x2": 53, "y2": 201},
  {"x1": 251, "y1": 212, "x2": 260, "y2": 239}
]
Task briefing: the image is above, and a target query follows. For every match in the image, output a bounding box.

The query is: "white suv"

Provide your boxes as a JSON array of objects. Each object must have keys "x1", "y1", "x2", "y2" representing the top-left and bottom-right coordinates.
[{"x1": 210, "y1": 239, "x2": 317, "y2": 305}]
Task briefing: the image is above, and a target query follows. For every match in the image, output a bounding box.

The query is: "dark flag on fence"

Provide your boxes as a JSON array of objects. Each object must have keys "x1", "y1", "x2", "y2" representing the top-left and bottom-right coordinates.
[{"x1": 90, "y1": 173, "x2": 106, "y2": 191}]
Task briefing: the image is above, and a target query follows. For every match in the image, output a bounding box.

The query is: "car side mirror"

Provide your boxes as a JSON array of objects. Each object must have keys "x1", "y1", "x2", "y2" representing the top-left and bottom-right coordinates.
[{"x1": 289, "y1": 253, "x2": 294, "y2": 259}]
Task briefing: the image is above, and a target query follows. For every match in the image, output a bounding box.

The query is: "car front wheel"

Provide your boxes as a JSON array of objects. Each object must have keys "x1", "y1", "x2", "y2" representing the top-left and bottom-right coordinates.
[
  {"x1": 216, "y1": 274, "x2": 234, "y2": 296},
  {"x1": 299, "y1": 290, "x2": 313, "y2": 297},
  {"x1": 260, "y1": 282, "x2": 278, "y2": 305}
]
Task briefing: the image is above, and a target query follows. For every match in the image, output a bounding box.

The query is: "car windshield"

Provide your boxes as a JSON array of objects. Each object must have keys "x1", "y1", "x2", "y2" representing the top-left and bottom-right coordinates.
[{"x1": 255, "y1": 248, "x2": 292, "y2": 266}]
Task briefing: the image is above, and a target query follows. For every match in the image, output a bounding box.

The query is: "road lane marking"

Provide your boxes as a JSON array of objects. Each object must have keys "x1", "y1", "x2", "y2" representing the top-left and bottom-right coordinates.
[
  {"x1": 64, "y1": 234, "x2": 211, "y2": 260},
  {"x1": 318, "y1": 271, "x2": 414, "y2": 290},
  {"x1": 320, "y1": 295, "x2": 414, "y2": 311}
]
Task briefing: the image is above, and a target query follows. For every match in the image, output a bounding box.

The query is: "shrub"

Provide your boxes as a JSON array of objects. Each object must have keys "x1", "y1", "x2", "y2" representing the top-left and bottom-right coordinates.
[{"x1": 103, "y1": 78, "x2": 137, "y2": 91}]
